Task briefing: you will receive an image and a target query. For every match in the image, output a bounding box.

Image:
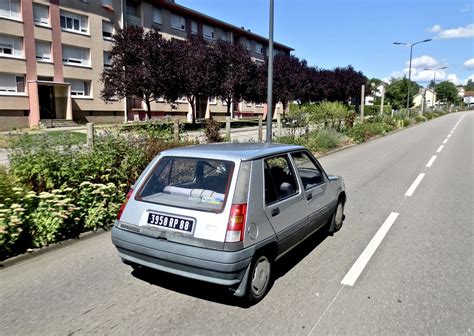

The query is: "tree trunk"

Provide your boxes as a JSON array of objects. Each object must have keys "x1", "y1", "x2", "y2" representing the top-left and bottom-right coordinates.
[
  {"x1": 145, "y1": 99, "x2": 152, "y2": 120},
  {"x1": 189, "y1": 96, "x2": 196, "y2": 125},
  {"x1": 226, "y1": 97, "x2": 231, "y2": 117}
]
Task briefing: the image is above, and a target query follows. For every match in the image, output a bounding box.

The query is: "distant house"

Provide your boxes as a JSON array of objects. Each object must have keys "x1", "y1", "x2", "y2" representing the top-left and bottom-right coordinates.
[
  {"x1": 413, "y1": 88, "x2": 436, "y2": 108},
  {"x1": 464, "y1": 91, "x2": 474, "y2": 106},
  {"x1": 365, "y1": 83, "x2": 385, "y2": 106},
  {"x1": 456, "y1": 85, "x2": 465, "y2": 98}
]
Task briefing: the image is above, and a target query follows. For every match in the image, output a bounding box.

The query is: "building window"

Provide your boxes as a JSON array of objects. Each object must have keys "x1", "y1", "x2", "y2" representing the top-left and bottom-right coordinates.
[
  {"x1": 191, "y1": 20, "x2": 198, "y2": 35},
  {"x1": 102, "y1": 20, "x2": 113, "y2": 40},
  {"x1": 62, "y1": 45, "x2": 90, "y2": 67},
  {"x1": 0, "y1": 34, "x2": 23, "y2": 58},
  {"x1": 209, "y1": 97, "x2": 217, "y2": 105},
  {"x1": 0, "y1": 74, "x2": 25, "y2": 94},
  {"x1": 103, "y1": 51, "x2": 112, "y2": 68},
  {"x1": 60, "y1": 10, "x2": 88, "y2": 34},
  {"x1": 102, "y1": 0, "x2": 113, "y2": 6},
  {"x1": 67, "y1": 79, "x2": 91, "y2": 97},
  {"x1": 126, "y1": 1, "x2": 139, "y2": 17},
  {"x1": 255, "y1": 42, "x2": 263, "y2": 54},
  {"x1": 244, "y1": 39, "x2": 251, "y2": 51},
  {"x1": 153, "y1": 7, "x2": 162, "y2": 24},
  {"x1": 33, "y1": 3, "x2": 49, "y2": 26},
  {"x1": 171, "y1": 14, "x2": 185, "y2": 31},
  {"x1": 36, "y1": 41, "x2": 51, "y2": 62},
  {"x1": 0, "y1": 0, "x2": 21, "y2": 20},
  {"x1": 203, "y1": 25, "x2": 215, "y2": 40},
  {"x1": 220, "y1": 30, "x2": 231, "y2": 42}
]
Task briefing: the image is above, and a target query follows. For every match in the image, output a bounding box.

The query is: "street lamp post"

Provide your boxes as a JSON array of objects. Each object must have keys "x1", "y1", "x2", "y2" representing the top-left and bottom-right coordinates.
[
  {"x1": 393, "y1": 39, "x2": 432, "y2": 113},
  {"x1": 266, "y1": 0, "x2": 274, "y2": 143},
  {"x1": 424, "y1": 66, "x2": 447, "y2": 107}
]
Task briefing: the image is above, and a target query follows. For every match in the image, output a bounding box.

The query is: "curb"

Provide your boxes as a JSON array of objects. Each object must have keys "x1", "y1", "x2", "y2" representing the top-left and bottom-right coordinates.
[{"x1": 0, "y1": 227, "x2": 111, "y2": 269}]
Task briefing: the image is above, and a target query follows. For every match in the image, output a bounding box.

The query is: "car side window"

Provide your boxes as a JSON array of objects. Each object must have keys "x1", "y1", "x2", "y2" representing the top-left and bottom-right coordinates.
[
  {"x1": 291, "y1": 151, "x2": 324, "y2": 190},
  {"x1": 264, "y1": 155, "x2": 299, "y2": 205}
]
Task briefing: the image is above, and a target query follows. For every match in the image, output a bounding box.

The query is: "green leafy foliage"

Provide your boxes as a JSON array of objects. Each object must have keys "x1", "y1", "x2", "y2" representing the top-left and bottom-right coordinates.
[
  {"x1": 1, "y1": 129, "x2": 195, "y2": 260},
  {"x1": 346, "y1": 121, "x2": 395, "y2": 143},
  {"x1": 204, "y1": 119, "x2": 223, "y2": 143}
]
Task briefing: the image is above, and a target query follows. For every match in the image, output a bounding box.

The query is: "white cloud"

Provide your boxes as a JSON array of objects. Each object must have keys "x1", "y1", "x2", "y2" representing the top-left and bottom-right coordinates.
[
  {"x1": 447, "y1": 74, "x2": 462, "y2": 85},
  {"x1": 407, "y1": 55, "x2": 438, "y2": 68},
  {"x1": 427, "y1": 24, "x2": 442, "y2": 33},
  {"x1": 437, "y1": 24, "x2": 474, "y2": 39},
  {"x1": 465, "y1": 74, "x2": 474, "y2": 84},
  {"x1": 464, "y1": 58, "x2": 474, "y2": 69}
]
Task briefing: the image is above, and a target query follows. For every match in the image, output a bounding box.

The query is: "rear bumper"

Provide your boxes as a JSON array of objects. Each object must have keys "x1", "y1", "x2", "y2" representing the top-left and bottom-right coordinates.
[{"x1": 111, "y1": 225, "x2": 254, "y2": 286}]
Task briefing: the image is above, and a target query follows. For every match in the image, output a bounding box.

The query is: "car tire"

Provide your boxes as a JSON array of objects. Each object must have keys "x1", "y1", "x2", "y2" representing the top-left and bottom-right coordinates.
[
  {"x1": 332, "y1": 199, "x2": 345, "y2": 232},
  {"x1": 246, "y1": 254, "x2": 272, "y2": 304}
]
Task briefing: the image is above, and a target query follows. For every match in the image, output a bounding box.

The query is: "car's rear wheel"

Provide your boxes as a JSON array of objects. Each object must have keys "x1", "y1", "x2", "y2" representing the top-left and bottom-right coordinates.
[{"x1": 246, "y1": 254, "x2": 272, "y2": 304}]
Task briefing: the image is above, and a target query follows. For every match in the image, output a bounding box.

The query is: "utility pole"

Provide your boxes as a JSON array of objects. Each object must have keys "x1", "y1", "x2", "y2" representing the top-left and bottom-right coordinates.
[
  {"x1": 265, "y1": 0, "x2": 274, "y2": 143},
  {"x1": 379, "y1": 84, "x2": 385, "y2": 115},
  {"x1": 360, "y1": 85, "x2": 365, "y2": 122}
]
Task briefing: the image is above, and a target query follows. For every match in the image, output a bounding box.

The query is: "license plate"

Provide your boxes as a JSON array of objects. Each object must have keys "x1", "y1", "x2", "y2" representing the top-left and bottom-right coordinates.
[{"x1": 146, "y1": 212, "x2": 194, "y2": 233}]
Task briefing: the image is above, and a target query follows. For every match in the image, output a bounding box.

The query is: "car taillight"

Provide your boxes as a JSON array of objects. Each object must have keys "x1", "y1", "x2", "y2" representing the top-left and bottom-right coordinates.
[
  {"x1": 117, "y1": 189, "x2": 134, "y2": 220},
  {"x1": 226, "y1": 204, "x2": 247, "y2": 242}
]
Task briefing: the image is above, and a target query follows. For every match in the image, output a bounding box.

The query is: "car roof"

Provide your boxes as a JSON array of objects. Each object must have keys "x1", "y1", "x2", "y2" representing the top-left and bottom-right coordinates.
[{"x1": 161, "y1": 143, "x2": 306, "y2": 161}]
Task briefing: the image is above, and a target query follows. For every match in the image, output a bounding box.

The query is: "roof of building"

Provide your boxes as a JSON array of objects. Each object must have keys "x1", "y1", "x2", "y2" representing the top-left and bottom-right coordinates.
[
  {"x1": 464, "y1": 91, "x2": 474, "y2": 97},
  {"x1": 161, "y1": 143, "x2": 305, "y2": 161},
  {"x1": 153, "y1": 0, "x2": 293, "y2": 51}
]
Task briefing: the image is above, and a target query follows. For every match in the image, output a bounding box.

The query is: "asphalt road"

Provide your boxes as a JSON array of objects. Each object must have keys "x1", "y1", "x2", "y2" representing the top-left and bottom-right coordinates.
[{"x1": 1, "y1": 112, "x2": 472, "y2": 335}]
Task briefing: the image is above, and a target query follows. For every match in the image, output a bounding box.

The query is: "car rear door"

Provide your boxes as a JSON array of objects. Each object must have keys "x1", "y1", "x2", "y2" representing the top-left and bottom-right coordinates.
[
  {"x1": 262, "y1": 154, "x2": 308, "y2": 255},
  {"x1": 290, "y1": 151, "x2": 335, "y2": 237}
]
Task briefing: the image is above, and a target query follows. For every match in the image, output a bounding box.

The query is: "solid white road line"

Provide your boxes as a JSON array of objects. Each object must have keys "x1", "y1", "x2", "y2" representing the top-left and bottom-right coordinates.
[
  {"x1": 341, "y1": 212, "x2": 400, "y2": 287},
  {"x1": 405, "y1": 173, "x2": 425, "y2": 197},
  {"x1": 443, "y1": 139, "x2": 448, "y2": 144},
  {"x1": 426, "y1": 155, "x2": 437, "y2": 168},
  {"x1": 437, "y1": 145, "x2": 444, "y2": 153}
]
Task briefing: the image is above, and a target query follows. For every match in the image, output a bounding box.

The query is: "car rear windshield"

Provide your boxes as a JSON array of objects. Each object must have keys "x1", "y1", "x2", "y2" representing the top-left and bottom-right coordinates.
[{"x1": 137, "y1": 157, "x2": 235, "y2": 212}]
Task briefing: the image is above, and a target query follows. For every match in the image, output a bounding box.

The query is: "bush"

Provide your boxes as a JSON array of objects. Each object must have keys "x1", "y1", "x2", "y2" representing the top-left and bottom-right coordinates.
[
  {"x1": 424, "y1": 112, "x2": 434, "y2": 120},
  {"x1": 291, "y1": 102, "x2": 350, "y2": 131},
  {"x1": 346, "y1": 121, "x2": 394, "y2": 143},
  {"x1": 415, "y1": 116, "x2": 427, "y2": 123},
  {"x1": 204, "y1": 118, "x2": 222, "y2": 143},
  {"x1": 2, "y1": 129, "x2": 195, "y2": 260},
  {"x1": 306, "y1": 129, "x2": 343, "y2": 152}
]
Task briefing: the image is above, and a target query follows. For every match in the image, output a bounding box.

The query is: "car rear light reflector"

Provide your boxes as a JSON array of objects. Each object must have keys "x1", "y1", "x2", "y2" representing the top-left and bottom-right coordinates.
[
  {"x1": 226, "y1": 204, "x2": 247, "y2": 242},
  {"x1": 117, "y1": 189, "x2": 134, "y2": 220}
]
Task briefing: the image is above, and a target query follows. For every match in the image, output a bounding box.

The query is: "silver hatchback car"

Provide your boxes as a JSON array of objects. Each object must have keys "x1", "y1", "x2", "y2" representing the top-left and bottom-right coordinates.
[{"x1": 112, "y1": 143, "x2": 346, "y2": 303}]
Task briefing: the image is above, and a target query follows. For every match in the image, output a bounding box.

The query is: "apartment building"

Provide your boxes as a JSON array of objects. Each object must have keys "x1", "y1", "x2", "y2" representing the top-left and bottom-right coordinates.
[{"x1": 0, "y1": 0, "x2": 293, "y2": 130}]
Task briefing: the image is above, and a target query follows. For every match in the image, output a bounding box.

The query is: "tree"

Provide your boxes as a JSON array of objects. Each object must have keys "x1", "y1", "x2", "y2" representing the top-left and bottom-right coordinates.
[
  {"x1": 212, "y1": 41, "x2": 254, "y2": 116},
  {"x1": 101, "y1": 26, "x2": 169, "y2": 120},
  {"x1": 169, "y1": 37, "x2": 216, "y2": 124},
  {"x1": 435, "y1": 81, "x2": 458, "y2": 105},
  {"x1": 464, "y1": 79, "x2": 474, "y2": 91},
  {"x1": 385, "y1": 77, "x2": 420, "y2": 110}
]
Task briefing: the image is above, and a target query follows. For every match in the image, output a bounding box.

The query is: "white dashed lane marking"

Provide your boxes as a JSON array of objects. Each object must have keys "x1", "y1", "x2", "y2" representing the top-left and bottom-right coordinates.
[
  {"x1": 437, "y1": 145, "x2": 444, "y2": 153},
  {"x1": 341, "y1": 212, "x2": 400, "y2": 287},
  {"x1": 426, "y1": 156, "x2": 437, "y2": 168},
  {"x1": 443, "y1": 139, "x2": 448, "y2": 144},
  {"x1": 405, "y1": 173, "x2": 425, "y2": 197}
]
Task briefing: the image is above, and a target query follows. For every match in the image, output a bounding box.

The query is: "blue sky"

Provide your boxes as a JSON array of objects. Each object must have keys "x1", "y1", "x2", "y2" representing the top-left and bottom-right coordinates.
[{"x1": 178, "y1": 0, "x2": 474, "y2": 86}]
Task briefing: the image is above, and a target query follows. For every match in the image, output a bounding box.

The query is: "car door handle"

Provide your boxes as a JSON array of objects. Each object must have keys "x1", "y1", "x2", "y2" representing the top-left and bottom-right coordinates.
[
  {"x1": 306, "y1": 193, "x2": 313, "y2": 201},
  {"x1": 271, "y1": 208, "x2": 280, "y2": 217}
]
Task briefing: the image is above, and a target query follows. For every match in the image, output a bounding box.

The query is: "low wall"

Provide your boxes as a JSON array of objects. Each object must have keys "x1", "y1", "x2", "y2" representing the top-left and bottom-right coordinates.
[{"x1": 0, "y1": 110, "x2": 30, "y2": 131}]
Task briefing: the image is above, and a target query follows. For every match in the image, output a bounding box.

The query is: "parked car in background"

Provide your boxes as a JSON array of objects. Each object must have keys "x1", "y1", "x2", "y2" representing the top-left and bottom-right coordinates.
[{"x1": 112, "y1": 143, "x2": 346, "y2": 303}]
